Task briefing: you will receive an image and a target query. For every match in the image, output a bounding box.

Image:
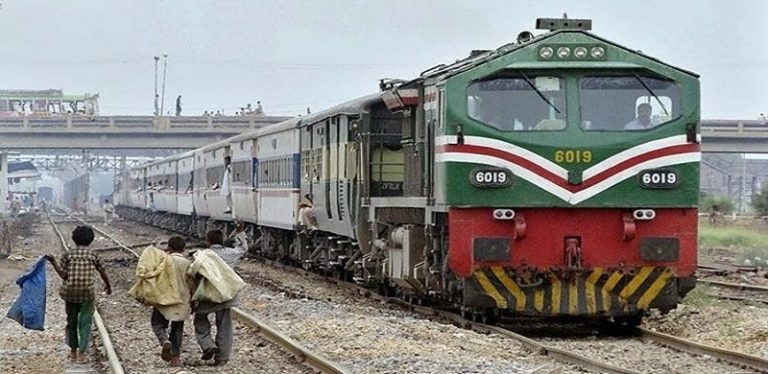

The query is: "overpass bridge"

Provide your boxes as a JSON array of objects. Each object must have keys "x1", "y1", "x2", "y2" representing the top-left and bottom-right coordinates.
[
  {"x1": 0, "y1": 115, "x2": 292, "y2": 156},
  {"x1": 0, "y1": 116, "x2": 765, "y2": 154},
  {"x1": 699, "y1": 119, "x2": 768, "y2": 153}
]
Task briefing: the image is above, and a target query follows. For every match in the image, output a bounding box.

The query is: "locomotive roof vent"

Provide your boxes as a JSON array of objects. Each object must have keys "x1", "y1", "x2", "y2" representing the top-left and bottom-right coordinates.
[{"x1": 536, "y1": 14, "x2": 592, "y2": 31}]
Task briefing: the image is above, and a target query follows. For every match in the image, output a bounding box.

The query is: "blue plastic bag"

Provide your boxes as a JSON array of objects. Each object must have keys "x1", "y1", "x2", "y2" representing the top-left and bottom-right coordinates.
[{"x1": 6, "y1": 256, "x2": 47, "y2": 331}]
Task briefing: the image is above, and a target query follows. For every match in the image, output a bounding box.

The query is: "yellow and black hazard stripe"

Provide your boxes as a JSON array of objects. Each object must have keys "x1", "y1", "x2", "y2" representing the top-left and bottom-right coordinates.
[{"x1": 466, "y1": 266, "x2": 675, "y2": 316}]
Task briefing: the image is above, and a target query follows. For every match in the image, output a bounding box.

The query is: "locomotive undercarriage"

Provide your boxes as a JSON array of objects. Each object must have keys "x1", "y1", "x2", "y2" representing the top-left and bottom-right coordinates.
[
  {"x1": 115, "y1": 205, "x2": 690, "y2": 327},
  {"x1": 115, "y1": 206, "x2": 237, "y2": 243},
  {"x1": 114, "y1": 205, "x2": 458, "y2": 307}
]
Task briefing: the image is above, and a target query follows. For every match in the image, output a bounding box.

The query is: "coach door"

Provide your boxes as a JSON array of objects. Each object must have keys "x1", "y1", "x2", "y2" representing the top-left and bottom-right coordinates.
[{"x1": 300, "y1": 123, "x2": 314, "y2": 202}]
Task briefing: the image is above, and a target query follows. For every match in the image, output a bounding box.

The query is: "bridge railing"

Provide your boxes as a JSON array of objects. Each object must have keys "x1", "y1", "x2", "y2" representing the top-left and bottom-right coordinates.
[
  {"x1": 700, "y1": 120, "x2": 768, "y2": 134},
  {"x1": 0, "y1": 115, "x2": 294, "y2": 132}
]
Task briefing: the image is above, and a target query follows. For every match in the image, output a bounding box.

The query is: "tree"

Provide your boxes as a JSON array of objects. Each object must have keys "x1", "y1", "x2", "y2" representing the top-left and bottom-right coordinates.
[{"x1": 751, "y1": 183, "x2": 768, "y2": 217}]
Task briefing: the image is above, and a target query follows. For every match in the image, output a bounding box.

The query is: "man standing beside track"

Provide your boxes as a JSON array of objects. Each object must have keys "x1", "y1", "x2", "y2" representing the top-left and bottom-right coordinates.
[
  {"x1": 46, "y1": 225, "x2": 112, "y2": 364},
  {"x1": 103, "y1": 199, "x2": 114, "y2": 226}
]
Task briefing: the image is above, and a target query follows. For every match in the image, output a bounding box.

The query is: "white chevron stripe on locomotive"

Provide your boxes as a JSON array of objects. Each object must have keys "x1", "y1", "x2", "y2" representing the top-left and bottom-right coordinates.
[
  {"x1": 582, "y1": 134, "x2": 691, "y2": 180},
  {"x1": 435, "y1": 135, "x2": 700, "y2": 204},
  {"x1": 436, "y1": 135, "x2": 569, "y2": 180}
]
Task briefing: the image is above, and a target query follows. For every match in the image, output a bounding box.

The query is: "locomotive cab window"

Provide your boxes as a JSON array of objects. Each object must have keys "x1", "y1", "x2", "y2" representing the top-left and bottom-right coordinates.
[
  {"x1": 579, "y1": 74, "x2": 680, "y2": 131},
  {"x1": 467, "y1": 75, "x2": 566, "y2": 131}
]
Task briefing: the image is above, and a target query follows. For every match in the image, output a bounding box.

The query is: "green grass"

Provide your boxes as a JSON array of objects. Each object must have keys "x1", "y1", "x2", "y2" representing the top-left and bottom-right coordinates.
[
  {"x1": 698, "y1": 225, "x2": 768, "y2": 249},
  {"x1": 699, "y1": 225, "x2": 768, "y2": 266},
  {"x1": 683, "y1": 284, "x2": 714, "y2": 306}
]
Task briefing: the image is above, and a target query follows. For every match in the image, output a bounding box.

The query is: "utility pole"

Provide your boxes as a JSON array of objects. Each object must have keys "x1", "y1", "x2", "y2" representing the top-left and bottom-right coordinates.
[
  {"x1": 160, "y1": 53, "x2": 168, "y2": 116},
  {"x1": 153, "y1": 56, "x2": 160, "y2": 116},
  {"x1": 739, "y1": 154, "x2": 747, "y2": 214}
]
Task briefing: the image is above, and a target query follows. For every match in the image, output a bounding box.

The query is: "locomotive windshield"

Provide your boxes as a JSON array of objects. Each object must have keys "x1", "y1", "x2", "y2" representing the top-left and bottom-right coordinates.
[
  {"x1": 579, "y1": 75, "x2": 681, "y2": 131},
  {"x1": 467, "y1": 75, "x2": 566, "y2": 131}
]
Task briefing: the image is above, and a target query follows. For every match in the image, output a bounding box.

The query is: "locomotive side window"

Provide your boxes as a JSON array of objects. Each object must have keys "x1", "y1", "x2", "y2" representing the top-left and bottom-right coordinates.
[
  {"x1": 467, "y1": 75, "x2": 566, "y2": 131},
  {"x1": 579, "y1": 75, "x2": 680, "y2": 131}
]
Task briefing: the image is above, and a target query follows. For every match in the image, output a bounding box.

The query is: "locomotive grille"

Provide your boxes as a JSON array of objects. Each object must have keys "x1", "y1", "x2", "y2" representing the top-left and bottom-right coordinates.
[
  {"x1": 639, "y1": 237, "x2": 680, "y2": 262},
  {"x1": 473, "y1": 237, "x2": 511, "y2": 262}
]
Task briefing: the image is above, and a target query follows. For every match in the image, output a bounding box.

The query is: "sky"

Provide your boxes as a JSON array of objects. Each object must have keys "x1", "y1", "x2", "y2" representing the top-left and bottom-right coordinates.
[{"x1": 0, "y1": 0, "x2": 766, "y2": 119}]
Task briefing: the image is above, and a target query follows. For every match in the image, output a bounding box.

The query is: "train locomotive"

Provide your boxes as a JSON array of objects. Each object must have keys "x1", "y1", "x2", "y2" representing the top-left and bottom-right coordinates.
[{"x1": 116, "y1": 17, "x2": 700, "y2": 325}]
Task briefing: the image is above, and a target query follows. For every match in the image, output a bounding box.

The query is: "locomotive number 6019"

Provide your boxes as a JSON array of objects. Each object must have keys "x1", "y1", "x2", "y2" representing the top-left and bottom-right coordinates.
[
  {"x1": 639, "y1": 169, "x2": 679, "y2": 189},
  {"x1": 470, "y1": 168, "x2": 513, "y2": 188},
  {"x1": 554, "y1": 149, "x2": 592, "y2": 163}
]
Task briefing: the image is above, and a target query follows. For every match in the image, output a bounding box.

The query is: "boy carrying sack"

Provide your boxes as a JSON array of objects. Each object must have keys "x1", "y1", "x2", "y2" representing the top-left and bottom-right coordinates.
[{"x1": 129, "y1": 237, "x2": 193, "y2": 366}]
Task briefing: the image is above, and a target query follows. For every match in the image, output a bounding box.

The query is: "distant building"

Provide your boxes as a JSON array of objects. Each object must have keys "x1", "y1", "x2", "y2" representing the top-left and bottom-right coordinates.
[{"x1": 701, "y1": 154, "x2": 768, "y2": 212}]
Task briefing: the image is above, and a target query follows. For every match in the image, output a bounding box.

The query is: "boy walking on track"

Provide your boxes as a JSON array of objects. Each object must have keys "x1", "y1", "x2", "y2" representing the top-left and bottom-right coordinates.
[
  {"x1": 189, "y1": 229, "x2": 245, "y2": 366},
  {"x1": 46, "y1": 225, "x2": 112, "y2": 364},
  {"x1": 150, "y1": 236, "x2": 194, "y2": 367}
]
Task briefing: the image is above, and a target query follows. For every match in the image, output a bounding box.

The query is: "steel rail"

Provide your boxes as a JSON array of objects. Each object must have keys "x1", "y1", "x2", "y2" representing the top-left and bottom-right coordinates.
[
  {"x1": 698, "y1": 279, "x2": 768, "y2": 292},
  {"x1": 62, "y1": 214, "x2": 139, "y2": 257},
  {"x1": 707, "y1": 293, "x2": 768, "y2": 305},
  {"x1": 251, "y1": 261, "x2": 638, "y2": 374},
  {"x1": 698, "y1": 263, "x2": 758, "y2": 274},
  {"x1": 232, "y1": 309, "x2": 349, "y2": 374},
  {"x1": 45, "y1": 209, "x2": 125, "y2": 374},
  {"x1": 90, "y1": 241, "x2": 166, "y2": 252},
  {"x1": 639, "y1": 327, "x2": 768, "y2": 372},
  {"x1": 62, "y1": 211, "x2": 348, "y2": 374}
]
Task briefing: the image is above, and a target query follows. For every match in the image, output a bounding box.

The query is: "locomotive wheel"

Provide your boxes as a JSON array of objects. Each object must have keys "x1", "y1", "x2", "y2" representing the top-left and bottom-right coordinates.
[
  {"x1": 461, "y1": 309, "x2": 472, "y2": 320},
  {"x1": 479, "y1": 310, "x2": 498, "y2": 325},
  {"x1": 621, "y1": 315, "x2": 643, "y2": 327},
  {"x1": 613, "y1": 314, "x2": 643, "y2": 328}
]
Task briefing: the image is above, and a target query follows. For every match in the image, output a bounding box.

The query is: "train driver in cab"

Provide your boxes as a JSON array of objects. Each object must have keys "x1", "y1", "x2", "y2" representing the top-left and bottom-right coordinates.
[{"x1": 625, "y1": 102, "x2": 660, "y2": 130}]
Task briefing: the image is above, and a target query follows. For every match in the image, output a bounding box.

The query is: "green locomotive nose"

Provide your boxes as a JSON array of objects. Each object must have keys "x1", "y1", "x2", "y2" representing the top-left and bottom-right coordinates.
[{"x1": 435, "y1": 18, "x2": 699, "y2": 320}]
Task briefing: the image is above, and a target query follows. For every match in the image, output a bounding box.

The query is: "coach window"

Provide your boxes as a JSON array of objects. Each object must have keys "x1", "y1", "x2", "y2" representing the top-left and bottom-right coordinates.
[
  {"x1": 579, "y1": 74, "x2": 680, "y2": 131},
  {"x1": 283, "y1": 158, "x2": 289, "y2": 187},
  {"x1": 467, "y1": 75, "x2": 566, "y2": 131}
]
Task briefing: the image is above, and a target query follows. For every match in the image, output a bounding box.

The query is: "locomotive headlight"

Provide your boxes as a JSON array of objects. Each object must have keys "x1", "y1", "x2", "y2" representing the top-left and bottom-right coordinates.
[
  {"x1": 590, "y1": 46, "x2": 605, "y2": 58},
  {"x1": 573, "y1": 46, "x2": 588, "y2": 58},
  {"x1": 556, "y1": 47, "x2": 571, "y2": 58},
  {"x1": 493, "y1": 209, "x2": 515, "y2": 220},
  {"x1": 539, "y1": 46, "x2": 554, "y2": 59},
  {"x1": 633, "y1": 209, "x2": 656, "y2": 221}
]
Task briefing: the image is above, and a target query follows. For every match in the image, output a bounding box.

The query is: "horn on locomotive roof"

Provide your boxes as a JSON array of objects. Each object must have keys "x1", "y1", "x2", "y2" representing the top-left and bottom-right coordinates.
[
  {"x1": 517, "y1": 31, "x2": 534, "y2": 44},
  {"x1": 378, "y1": 78, "x2": 408, "y2": 91},
  {"x1": 536, "y1": 16, "x2": 592, "y2": 31}
]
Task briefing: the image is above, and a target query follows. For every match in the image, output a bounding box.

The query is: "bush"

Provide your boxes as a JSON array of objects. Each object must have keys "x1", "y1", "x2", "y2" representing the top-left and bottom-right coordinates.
[
  {"x1": 700, "y1": 194, "x2": 735, "y2": 215},
  {"x1": 752, "y1": 183, "x2": 768, "y2": 217}
]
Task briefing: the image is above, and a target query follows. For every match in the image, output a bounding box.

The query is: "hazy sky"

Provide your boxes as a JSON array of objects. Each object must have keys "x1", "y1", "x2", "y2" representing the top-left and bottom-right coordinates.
[{"x1": 1, "y1": 0, "x2": 766, "y2": 119}]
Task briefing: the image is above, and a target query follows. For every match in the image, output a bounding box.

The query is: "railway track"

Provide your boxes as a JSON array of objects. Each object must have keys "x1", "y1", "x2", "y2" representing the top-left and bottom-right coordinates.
[
  {"x1": 697, "y1": 262, "x2": 768, "y2": 304},
  {"x1": 253, "y1": 258, "x2": 768, "y2": 373},
  {"x1": 698, "y1": 278, "x2": 768, "y2": 305},
  {"x1": 45, "y1": 209, "x2": 124, "y2": 374},
  {"x1": 110, "y1": 212, "x2": 768, "y2": 373},
  {"x1": 54, "y1": 209, "x2": 348, "y2": 374}
]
